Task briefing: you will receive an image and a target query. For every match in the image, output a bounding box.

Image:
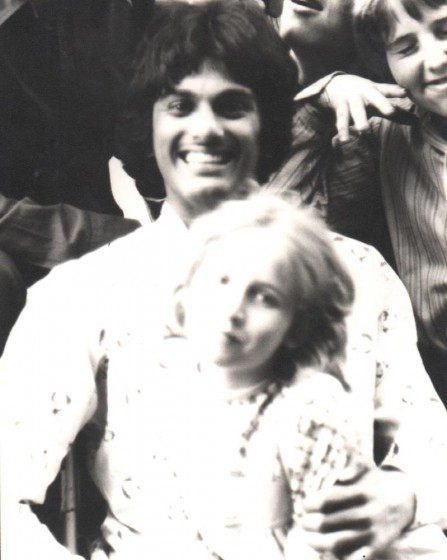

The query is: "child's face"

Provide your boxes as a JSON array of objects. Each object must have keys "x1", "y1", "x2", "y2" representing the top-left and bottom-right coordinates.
[
  {"x1": 183, "y1": 228, "x2": 296, "y2": 382},
  {"x1": 385, "y1": 1, "x2": 447, "y2": 117}
]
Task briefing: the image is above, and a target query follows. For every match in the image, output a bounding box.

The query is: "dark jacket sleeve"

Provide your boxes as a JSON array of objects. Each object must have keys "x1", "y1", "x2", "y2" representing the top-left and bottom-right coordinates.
[{"x1": 0, "y1": 194, "x2": 140, "y2": 268}]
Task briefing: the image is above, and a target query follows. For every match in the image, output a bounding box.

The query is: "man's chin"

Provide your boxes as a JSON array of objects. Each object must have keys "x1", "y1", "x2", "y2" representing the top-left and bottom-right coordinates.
[{"x1": 192, "y1": 180, "x2": 257, "y2": 211}]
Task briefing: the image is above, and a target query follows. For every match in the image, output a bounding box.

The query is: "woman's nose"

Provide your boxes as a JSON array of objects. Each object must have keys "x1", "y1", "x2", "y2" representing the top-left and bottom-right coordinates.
[{"x1": 223, "y1": 291, "x2": 246, "y2": 326}]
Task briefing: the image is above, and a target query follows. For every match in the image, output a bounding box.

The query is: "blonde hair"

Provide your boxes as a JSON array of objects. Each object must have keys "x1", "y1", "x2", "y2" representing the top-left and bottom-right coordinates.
[{"x1": 175, "y1": 189, "x2": 355, "y2": 382}]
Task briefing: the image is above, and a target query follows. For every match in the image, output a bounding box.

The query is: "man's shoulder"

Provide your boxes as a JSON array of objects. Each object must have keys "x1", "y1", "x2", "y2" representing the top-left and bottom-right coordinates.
[
  {"x1": 29, "y1": 225, "x2": 158, "y2": 298},
  {"x1": 329, "y1": 232, "x2": 385, "y2": 269},
  {"x1": 329, "y1": 233, "x2": 401, "y2": 304}
]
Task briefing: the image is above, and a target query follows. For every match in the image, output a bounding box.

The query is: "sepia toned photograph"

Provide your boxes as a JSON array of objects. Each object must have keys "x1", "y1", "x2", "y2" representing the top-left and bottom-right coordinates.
[{"x1": 1, "y1": 0, "x2": 447, "y2": 558}]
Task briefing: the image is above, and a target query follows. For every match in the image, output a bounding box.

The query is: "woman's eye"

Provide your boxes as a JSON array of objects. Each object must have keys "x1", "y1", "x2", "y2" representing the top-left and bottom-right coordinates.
[
  {"x1": 250, "y1": 289, "x2": 279, "y2": 308},
  {"x1": 436, "y1": 24, "x2": 447, "y2": 39}
]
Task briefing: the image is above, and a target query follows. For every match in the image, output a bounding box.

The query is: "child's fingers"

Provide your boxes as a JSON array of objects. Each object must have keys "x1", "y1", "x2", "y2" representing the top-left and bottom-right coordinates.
[
  {"x1": 374, "y1": 83, "x2": 407, "y2": 98},
  {"x1": 363, "y1": 88, "x2": 397, "y2": 117},
  {"x1": 334, "y1": 100, "x2": 352, "y2": 143},
  {"x1": 346, "y1": 96, "x2": 369, "y2": 133}
]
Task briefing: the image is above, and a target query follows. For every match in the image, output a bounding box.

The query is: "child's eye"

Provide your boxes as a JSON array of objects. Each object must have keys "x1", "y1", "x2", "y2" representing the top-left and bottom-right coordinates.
[
  {"x1": 387, "y1": 34, "x2": 418, "y2": 58},
  {"x1": 398, "y1": 43, "x2": 418, "y2": 56}
]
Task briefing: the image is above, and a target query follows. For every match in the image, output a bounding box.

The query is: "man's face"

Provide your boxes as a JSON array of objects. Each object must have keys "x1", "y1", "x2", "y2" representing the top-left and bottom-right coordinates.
[
  {"x1": 280, "y1": 0, "x2": 353, "y2": 53},
  {"x1": 385, "y1": 1, "x2": 447, "y2": 118},
  {"x1": 152, "y1": 61, "x2": 261, "y2": 224}
]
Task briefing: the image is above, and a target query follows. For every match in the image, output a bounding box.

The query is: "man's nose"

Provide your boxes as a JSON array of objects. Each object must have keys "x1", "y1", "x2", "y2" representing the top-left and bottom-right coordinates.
[{"x1": 190, "y1": 103, "x2": 224, "y2": 138}]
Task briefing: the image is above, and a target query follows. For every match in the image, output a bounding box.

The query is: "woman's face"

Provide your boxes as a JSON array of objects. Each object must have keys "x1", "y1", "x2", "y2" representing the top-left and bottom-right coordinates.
[
  {"x1": 152, "y1": 61, "x2": 261, "y2": 224},
  {"x1": 183, "y1": 228, "x2": 295, "y2": 386},
  {"x1": 280, "y1": 0, "x2": 353, "y2": 53}
]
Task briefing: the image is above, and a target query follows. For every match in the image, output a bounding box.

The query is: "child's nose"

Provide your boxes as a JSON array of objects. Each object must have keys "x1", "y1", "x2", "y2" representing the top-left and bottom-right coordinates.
[{"x1": 425, "y1": 38, "x2": 447, "y2": 73}]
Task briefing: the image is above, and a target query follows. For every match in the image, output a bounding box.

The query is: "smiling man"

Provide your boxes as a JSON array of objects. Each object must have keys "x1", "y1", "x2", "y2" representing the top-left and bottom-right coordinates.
[{"x1": 151, "y1": 61, "x2": 261, "y2": 224}]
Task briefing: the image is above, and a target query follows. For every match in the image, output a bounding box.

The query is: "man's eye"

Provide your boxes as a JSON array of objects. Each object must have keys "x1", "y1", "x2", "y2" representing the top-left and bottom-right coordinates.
[
  {"x1": 219, "y1": 102, "x2": 249, "y2": 119},
  {"x1": 167, "y1": 99, "x2": 193, "y2": 115},
  {"x1": 215, "y1": 94, "x2": 256, "y2": 119}
]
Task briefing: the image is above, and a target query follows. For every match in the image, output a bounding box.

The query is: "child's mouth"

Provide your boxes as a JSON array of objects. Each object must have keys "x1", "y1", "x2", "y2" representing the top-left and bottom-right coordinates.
[{"x1": 425, "y1": 76, "x2": 447, "y2": 89}]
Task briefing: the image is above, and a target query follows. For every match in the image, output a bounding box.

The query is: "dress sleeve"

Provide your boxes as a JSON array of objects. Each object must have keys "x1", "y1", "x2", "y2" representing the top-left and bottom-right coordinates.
[
  {"x1": 277, "y1": 373, "x2": 368, "y2": 519},
  {"x1": 0, "y1": 257, "x2": 105, "y2": 559},
  {"x1": 276, "y1": 373, "x2": 368, "y2": 560}
]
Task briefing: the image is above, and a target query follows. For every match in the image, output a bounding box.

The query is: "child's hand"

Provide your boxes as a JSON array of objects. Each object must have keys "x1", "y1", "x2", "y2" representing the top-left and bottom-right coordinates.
[{"x1": 321, "y1": 75, "x2": 406, "y2": 142}]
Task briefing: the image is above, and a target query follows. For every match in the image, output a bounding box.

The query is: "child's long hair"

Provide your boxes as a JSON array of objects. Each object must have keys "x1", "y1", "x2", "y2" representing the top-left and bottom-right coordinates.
[
  {"x1": 173, "y1": 189, "x2": 355, "y2": 385},
  {"x1": 354, "y1": 0, "x2": 447, "y2": 81}
]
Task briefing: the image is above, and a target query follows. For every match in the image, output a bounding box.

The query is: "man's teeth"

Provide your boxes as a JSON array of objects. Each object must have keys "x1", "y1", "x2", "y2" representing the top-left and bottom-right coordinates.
[{"x1": 183, "y1": 152, "x2": 227, "y2": 164}]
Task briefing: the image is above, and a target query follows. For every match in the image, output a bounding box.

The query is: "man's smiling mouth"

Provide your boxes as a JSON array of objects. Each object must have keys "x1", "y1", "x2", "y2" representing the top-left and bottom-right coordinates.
[
  {"x1": 180, "y1": 151, "x2": 231, "y2": 165},
  {"x1": 178, "y1": 146, "x2": 234, "y2": 166}
]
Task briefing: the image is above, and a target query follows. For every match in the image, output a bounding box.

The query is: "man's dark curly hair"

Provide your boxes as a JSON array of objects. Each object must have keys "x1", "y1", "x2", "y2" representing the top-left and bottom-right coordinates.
[{"x1": 115, "y1": 0, "x2": 298, "y2": 195}]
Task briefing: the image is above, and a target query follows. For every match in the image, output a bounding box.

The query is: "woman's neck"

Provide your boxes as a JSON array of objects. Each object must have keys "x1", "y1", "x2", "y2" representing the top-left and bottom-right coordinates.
[{"x1": 198, "y1": 361, "x2": 272, "y2": 392}]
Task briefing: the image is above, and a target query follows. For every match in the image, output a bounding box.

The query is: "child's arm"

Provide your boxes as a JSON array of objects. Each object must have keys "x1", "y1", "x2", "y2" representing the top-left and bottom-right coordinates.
[{"x1": 319, "y1": 74, "x2": 407, "y2": 142}]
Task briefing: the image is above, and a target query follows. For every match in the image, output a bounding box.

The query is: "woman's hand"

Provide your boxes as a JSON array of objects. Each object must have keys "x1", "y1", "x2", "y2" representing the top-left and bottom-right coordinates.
[{"x1": 321, "y1": 75, "x2": 407, "y2": 142}]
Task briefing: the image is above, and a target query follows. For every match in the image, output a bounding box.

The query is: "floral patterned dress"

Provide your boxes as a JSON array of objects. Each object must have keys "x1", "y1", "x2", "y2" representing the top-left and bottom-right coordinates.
[{"x1": 90, "y1": 336, "x2": 367, "y2": 560}]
